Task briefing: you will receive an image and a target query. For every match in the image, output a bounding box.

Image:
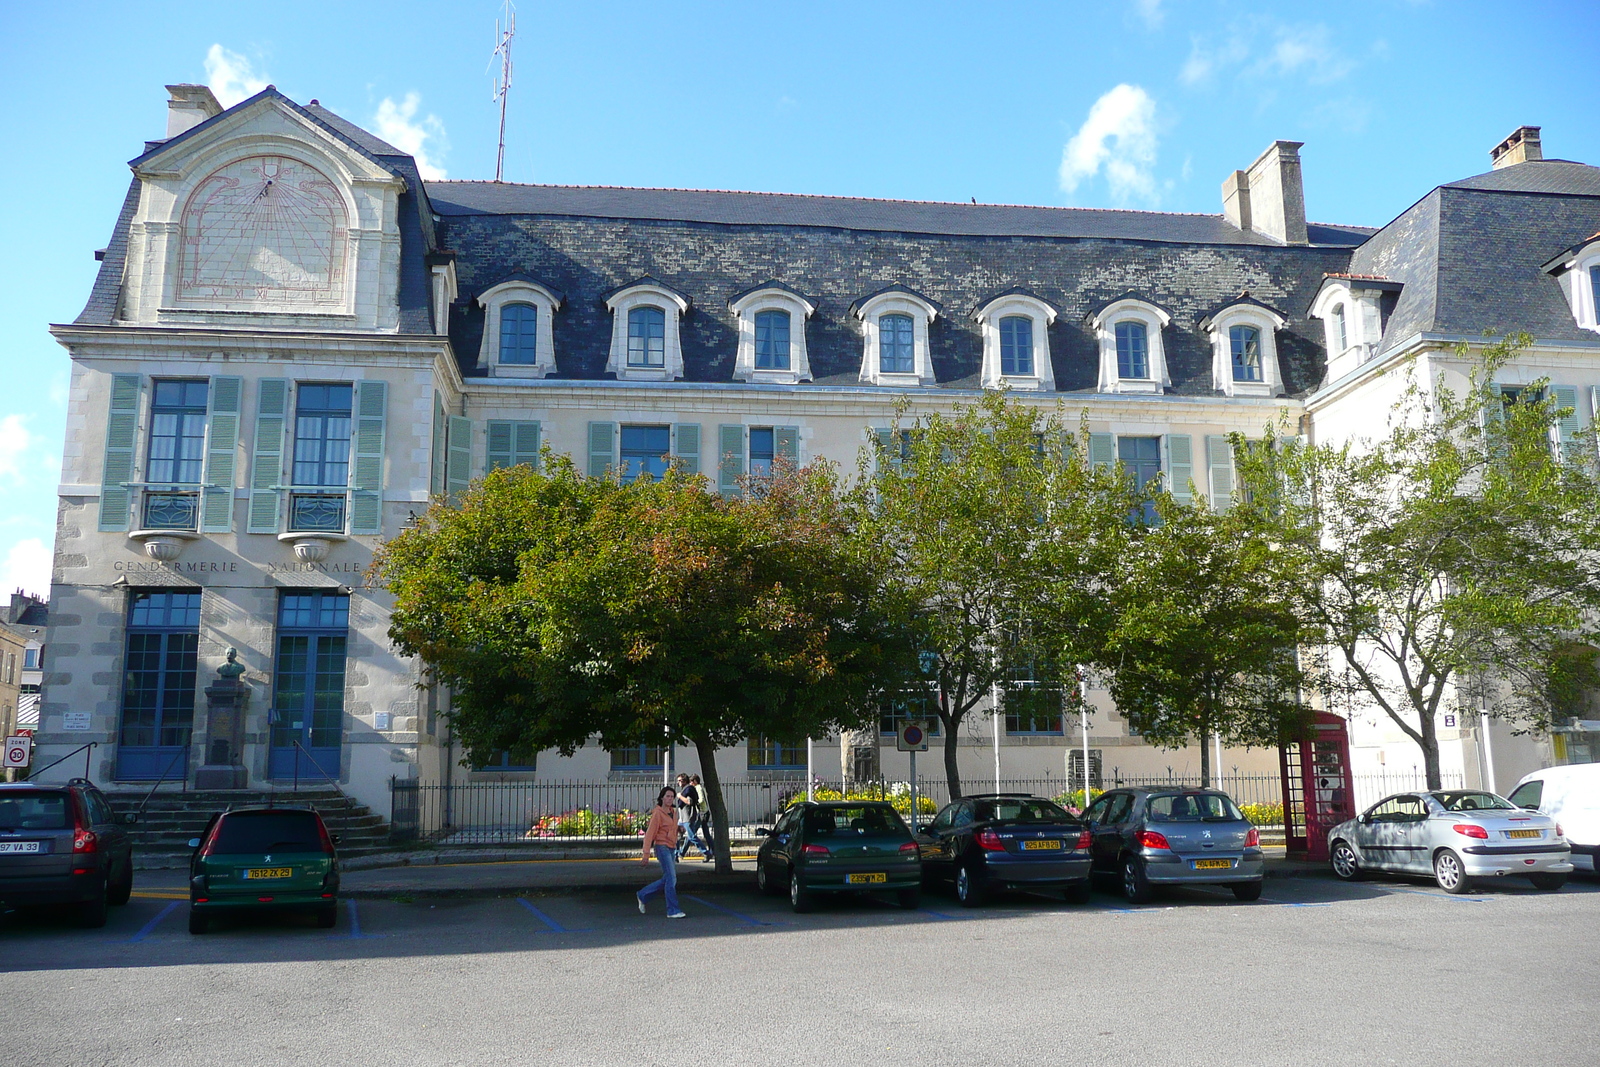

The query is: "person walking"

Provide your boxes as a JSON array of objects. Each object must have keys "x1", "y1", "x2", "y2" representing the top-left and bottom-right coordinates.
[
  {"x1": 638, "y1": 785, "x2": 687, "y2": 918},
  {"x1": 688, "y1": 773, "x2": 715, "y2": 863},
  {"x1": 674, "y1": 773, "x2": 712, "y2": 861}
]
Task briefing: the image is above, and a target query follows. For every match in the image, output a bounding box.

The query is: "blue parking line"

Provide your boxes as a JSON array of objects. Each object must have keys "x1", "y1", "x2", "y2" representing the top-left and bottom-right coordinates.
[
  {"x1": 681, "y1": 895, "x2": 781, "y2": 926},
  {"x1": 916, "y1": 906, "x2": 968, "y2": 921},
  {"x1": 516, "y1": 897, "x2": 590, "y2": 932},
  {"x1": 125, "y1": 901, "x2": 179, "y2": 942},
  {"x1": 1394, "y1": 889, "x2": 1489, "y2": 903},
  {"x1": 336, "y1": 899, "x2": 385, "y2": 938}
]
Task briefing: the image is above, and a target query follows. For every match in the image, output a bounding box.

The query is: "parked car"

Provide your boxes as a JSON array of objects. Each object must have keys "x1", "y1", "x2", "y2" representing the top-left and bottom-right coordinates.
[
  {"x1": 187, "y1": 806, "x2": 340, "y2": 933},
  {"x1": 0, "y1": 778, "x2": 135, "y2": 927},
  {"x1": 1506, "y1": 764, "x2": 1600, "y2": 876},
  {"x1": 917, "y1": 793, "x2": 1091, "y2": 906},
  {"x1": 1327, "y1": 790, "x2": 1571, "y2": 894},
  {"x1": 754, "y1": 801, "x2": 921, "y2": 913},
  {"x1": 1082, "y1": 787, "x2": 1265, "y2": 903}
]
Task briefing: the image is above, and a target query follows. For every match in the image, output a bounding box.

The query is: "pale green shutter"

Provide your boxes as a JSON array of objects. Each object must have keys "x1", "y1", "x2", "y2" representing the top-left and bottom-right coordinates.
[
  {"x1": 349, "y1": 380, "x2": 387, "y2": 536},
  {"x1": 672, "y1": 423, "x2": 701, "y2": 476},
  {"x1": 1206, "y1": 434, "x2": 1234, "y2": 511},
  {"x1": 1088, "y1": 433, "x2": 1115, "y2": 470},
  {"x1": 1551, "y1": 385, "x2": 1580, "y2": 461},
  {"x1": 486, "y1": 421, "x2": 514, "y2": 472},
  {"x1": 487, "y1": 421, "x2": 541, "y2": 472},
  {"x1": 775, "y1": 426, "x2": 799, "y2": 466},
  {"x1": 718, "y1": 424, "x2": 746, "y2": 496},
  {"x1": 201, "y1": 376, "x2": 242, "y2": 532},
  {"x1": 1166, "y1": 434, "x2": 1193, "y2": 504},
  {"x1": 430, "y1": 393, "x2": 446, "y2": 497},
  {"x1": 98, "y1": 373, "x2": 142, "y2": 532},
  {"x1": 446, "y1": 416, "x2": 472, "y2": 505},
  {"x1": 588, "y1": 421, "x2": 617, "y2": 478},
  {"x1": 247, "y1": 379, "x2": 289, "y2": 534}
]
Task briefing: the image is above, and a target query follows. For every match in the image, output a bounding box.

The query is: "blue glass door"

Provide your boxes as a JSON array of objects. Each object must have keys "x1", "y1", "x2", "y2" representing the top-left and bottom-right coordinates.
[
  {"x1": 268, "y1": 592, "x2": 348, "y2": 780},
  {"x1": 115, "y1": 592, "x2": 201, "y2": 780}
]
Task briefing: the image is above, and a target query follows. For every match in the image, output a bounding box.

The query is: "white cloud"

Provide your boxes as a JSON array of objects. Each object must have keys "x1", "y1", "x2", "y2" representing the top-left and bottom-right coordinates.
[
  {"x1": 1181, "y1": 36, "x2": 1249, "y2": 86},
  {"x1": 1182, "y1": 22, "x2": 1354, "y2": 87},
  {"x1": 374, "y1": 93, "x2": 449, "y2": 180},
  {"x1": 1256, "y1": 24, "x2": 1355, "y2": 84},
  {"x1": 204, "y1": 44, "x2": 268, "y2": 108},
  {"x1": 1131, "y1": 0, "x2": 1164, "y2": 30},
  {"x1": 1059, "y1": 85, "x2": 1160, "y2": 206},
  {"x1": 0, "y1": 539, "x2": 50, "y2": 600},
  {"x1": 0, "y1": 415, "x2": 35, "y2": 483}
]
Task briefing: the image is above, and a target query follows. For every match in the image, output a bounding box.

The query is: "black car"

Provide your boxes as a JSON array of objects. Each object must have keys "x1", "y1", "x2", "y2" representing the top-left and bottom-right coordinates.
[
  {"x1": 0, "y1": 778, "x2": 136, "y2": 927},
  {"x1": 918, "y1": 793, "x2": 1092, "y2": 906},
  {"x1": 755, "y1": 801, "x2": 922, "y2": 912}
]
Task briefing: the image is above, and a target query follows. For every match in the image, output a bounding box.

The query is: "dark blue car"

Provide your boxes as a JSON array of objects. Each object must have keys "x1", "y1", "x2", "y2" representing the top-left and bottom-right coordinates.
[{"x1": 917, "y1": 794, "x2": 1092, "y2": 906}]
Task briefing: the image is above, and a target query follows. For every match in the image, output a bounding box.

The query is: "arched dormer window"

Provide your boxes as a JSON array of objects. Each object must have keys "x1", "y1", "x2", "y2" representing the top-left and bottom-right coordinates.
[
  {"x1": 604, "y1": 279, "x2": 690, "y2": 381},
  {"x1": 974, "y1": 289, "x2": 1056, "y2": 391},
  {"x1": 730, "y1": 283, "x2": 816, "y2": 384},
  {"x1": 1310, "y1": 275, "x2": 1399, "y2": 380},
  {"x1": 1540, "y1": 236, "x2": 1600, "y2": 334},
  {"x1": 1199, "y1": 295, "x2": 1287, "y2": 398},
  {"x1": 1089, "y1": 295, "x2": 1172, "y2": 394},
  {"x1": 1330, "y1": 304, "x2": 1348, "y2": 354},
  {"x1": 477, "y1": 278, "x2": 563, "y2": 378},
  {"x1": 852, "y1": 286, "x2": 939, "y2": 387}
]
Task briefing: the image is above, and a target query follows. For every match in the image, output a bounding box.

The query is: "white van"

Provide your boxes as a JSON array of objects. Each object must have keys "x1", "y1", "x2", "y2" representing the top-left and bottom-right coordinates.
[{"x1": 1507, "y1": 764, "x2": 1600, "y2": 874}]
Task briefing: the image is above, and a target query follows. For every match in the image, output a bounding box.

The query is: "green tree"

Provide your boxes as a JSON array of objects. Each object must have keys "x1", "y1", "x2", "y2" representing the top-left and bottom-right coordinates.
[
  {"x1": 374, "y1": 457, "x2": 913, "y2": 872},
  {"x1": 1237, "y1": 337, "x2": 1600, "y2": 789}
]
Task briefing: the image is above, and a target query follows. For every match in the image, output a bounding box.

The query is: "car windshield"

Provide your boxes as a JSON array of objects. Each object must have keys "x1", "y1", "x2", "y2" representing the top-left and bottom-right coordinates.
[
  {"x1": 975, "y1": 799, "x2": 1072, "y2": 823},
  {"x1": 805, "y1": 806, "x2": 906, "y2": 836},
  {"x1": 1147, "y1": 793, "x2": 1244, "y2": 822},
  {"x1": 0, "y1": 792, "x2": 71, "y2": 830},
  {"x1": 1432, "y1": 791, "x2": 1514, "y2": 812},
  {"x1": 211, "y1": 811, "x2": 326, "y2": 853}
]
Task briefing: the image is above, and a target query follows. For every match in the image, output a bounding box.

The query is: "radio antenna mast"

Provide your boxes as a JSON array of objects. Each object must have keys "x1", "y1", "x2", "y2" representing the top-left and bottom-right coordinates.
[{"x1": 491, "y1": 1, "x2": 516, "y2": 182}]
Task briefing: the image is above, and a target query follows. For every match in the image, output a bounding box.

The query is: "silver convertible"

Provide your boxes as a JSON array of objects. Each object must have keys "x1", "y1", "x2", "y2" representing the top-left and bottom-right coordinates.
[{"x1": 1327, "y1": 790, "x2": 1572, "y2": 894}]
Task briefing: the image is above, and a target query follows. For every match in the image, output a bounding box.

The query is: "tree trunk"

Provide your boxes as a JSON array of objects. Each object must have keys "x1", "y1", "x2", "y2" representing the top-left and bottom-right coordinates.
[
  {"x1": 1419, "y1": 713, "x2": 1443, "y2": 791},
  {"x1": 694, "y1": 735, "x2": 733, "y2": 875},
  {"x1": 1198, "y1": 720, "x2": 1212, "y2": 789},
  {"x1": 939, "y1": 689, "x2": 962, "y2": 799}
]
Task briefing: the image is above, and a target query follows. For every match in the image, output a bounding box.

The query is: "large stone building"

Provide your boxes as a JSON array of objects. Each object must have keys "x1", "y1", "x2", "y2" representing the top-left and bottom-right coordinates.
[{"x1": 36, "y1": 85, "x2": 1600, "y2": 816}]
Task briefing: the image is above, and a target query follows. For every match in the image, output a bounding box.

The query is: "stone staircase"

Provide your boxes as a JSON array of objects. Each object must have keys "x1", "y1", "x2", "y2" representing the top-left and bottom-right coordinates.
[{"x1": 105, "y1": 786, "x2": 393, "y2": 870}]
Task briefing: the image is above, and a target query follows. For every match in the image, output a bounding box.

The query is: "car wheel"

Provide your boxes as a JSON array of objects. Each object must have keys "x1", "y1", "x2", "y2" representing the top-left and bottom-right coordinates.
[
  {"x1": 1434, "y1": 849, "x2": 1471, "y2": 894},
  {"x1": 315, "y1": 905, "x2": 338, "y2": 929},
  {"x1": 789, "y1": 870, "x2": 813, "y2": 914},
  {"x1": 1122, "y1": 856, "x2": 1153, "y2": 905},
  {"x1": 1231, "y1": 881, "x2": 1263, "y2": 901},
  {"x1": 76, "y1": 883, "x2": 109, "y2": 929},
  {"x1": 107, "y1": 860, "x2": 134, "y2": 906},
  {"x1": 1329, "y1": 841, "x2": 1363, "y2": 882},
  {"x1": 954, "y1": 864, "x2": 986, "y2": 908},
  {"x1": 1529, "y1": 872, "x2": 1567, "y2": 892},
  {"x1": 1064, "y1": 882, "x2": 1093, "y2": 905},
  {"x1": 188, "y1": 908, "x2": 208, "y2": 935},
  {"x1": 896, "y1": 886, "x2": 921, "y2": 910},
  {"x1": 757, "y1": 860, "x2": 773, "y2": 895}
]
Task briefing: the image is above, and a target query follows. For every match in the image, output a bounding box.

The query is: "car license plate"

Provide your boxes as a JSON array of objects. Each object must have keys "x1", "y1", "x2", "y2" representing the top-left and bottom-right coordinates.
[
  {"x1": 0, "y1": 841, "x2": 40, "y2": 854},
  {"x1": 245, "y1": 867, "x2": 293, "y2": 880},
  {"x1": 1022, "y1": 840, "x2": 1062, "y2": 850},
  {"x1": 846, "y1": 873, "x2": 886, "y2": 884},
  {"x1": 1193, "y1": 858, "x2": 1232, "y2": 870},
  {"x1": 1506, "y1": 829, "x2": 1541, "y2": 839}
]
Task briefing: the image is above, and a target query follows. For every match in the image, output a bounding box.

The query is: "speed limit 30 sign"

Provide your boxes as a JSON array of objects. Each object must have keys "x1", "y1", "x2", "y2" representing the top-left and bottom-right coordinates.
[{"x1": 3, "y1": 734, "x2": 32, "y2": 769}]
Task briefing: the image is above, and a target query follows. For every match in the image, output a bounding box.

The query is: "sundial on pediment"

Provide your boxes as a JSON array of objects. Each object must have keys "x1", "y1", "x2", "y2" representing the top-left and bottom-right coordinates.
[{"x1": 178, "y1": 155, "x2": 349, "y2": 307}]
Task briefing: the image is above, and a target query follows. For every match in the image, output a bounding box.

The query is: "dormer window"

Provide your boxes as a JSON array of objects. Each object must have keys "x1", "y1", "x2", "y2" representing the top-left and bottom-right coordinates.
[
  {"x1": 477, "y1": 278, "x2": 562, "y2": 378},
  {"x1": 605, "y1": 279, "x2": 689, "y2": 381},
  {"x1": 853, "y1": 286, "x2": 939, "y2": 387},
  {"x1": 1330, "y1": 304, "x2": 1348, "y2": 354},
  {"x1": 1000, "y1": 318, "x2": 1032, "y2": 375},
  {"x1": 1090, "y1": 295, "x2": 1170, "y2": 394},
  {"x1": 1200, "y1": 297, "x2": 1286, "y2": 398},
  {"x1": 730, "y1": 283, "x2": 815, "y2": 384},
  {"x1": 1230, "y1": 325, "x2": 1263, "y2": 382},
  {"x1": 976, "y1": 289, "x2": 1056, "y2": 390},
  {"x1": 1310, "y1": 275, "x2": 1401, "y2": 380},
  {"x1": 1115, "y1": 322, "x2": 1148, "y2": 379}
]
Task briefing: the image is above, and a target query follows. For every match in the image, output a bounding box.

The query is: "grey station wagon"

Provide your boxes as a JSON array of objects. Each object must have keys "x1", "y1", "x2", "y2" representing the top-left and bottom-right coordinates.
[{"x1": 1082, "y1": 787, "x2": 1265, "y2": 903}]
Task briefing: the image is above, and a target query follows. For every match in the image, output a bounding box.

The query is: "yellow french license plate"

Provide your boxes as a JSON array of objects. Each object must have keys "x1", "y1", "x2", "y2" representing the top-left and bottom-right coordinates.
[
  {"x1": 246, "y1": 867, "x2": 294, "y2": 880},
  {"x1": 1506, "y1": 829, "x2": 1541, "y2": 839},
  {"x1": 1193, "y1": 859, "x2": 1232, "y2": 870},
  {"x1": 847, "y1": 873, "x2": 887, "y2": 884},
  {"x1": 1023, "y1": 839, "x2": 1063, "y2": 850}
]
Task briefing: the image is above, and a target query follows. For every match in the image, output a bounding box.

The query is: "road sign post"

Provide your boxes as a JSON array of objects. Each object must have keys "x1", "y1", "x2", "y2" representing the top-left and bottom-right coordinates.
[{"x1": 897, "y1": 722, "x2": 929, "y2": 830}]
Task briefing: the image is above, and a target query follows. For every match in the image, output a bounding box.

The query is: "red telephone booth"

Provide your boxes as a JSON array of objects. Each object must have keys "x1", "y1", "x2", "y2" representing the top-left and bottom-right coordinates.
[{"x1": 1279, "y1": 712, "x2": 1355, "y2": 861}]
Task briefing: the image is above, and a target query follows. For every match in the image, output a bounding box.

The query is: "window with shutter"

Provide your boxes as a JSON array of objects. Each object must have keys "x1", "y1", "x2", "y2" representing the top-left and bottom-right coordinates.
[
  {"x1": 446, "y1": 415, "x2": 472, "y2": 504},
  {"x1": 246, "y1": 379, "x2": 289, "y2": 534},
  {"x1": 1088, "y1": 433, "x2": 1115, "y2": 470},
  {"x1": 1166, "y1": 434, "x2": 1194, "y2": 505},
  {"x1": 201, "y1": 376, "x2": 242, "y2": 532},
  {"x1": 587, "y1": 421, "x2": 618, "y2": 478},
  {"x1": 349, "y1": 380, "x2": 387, "y2": 536},
  {"x1": 671, "y1": 423, "x2": 701, "y2": 477},
  {"x1": 430, "y1": 393, "x2": 446, "y2": 497},
  {"x1": 775, "y1": 426, "x2": 799, "y2": 466},
  {"x1": 99, "y1": 373, "x2": 143, "y2": 532},
  {"x1": 1205, "y1": 435, "x2": 1235, "y2": 511},
  {"x1": 718, "y1": 424, "x2": 746, "y2": 496},
  {"x1": 486, "y1": 420, "x2": 542, "y2": 473}
]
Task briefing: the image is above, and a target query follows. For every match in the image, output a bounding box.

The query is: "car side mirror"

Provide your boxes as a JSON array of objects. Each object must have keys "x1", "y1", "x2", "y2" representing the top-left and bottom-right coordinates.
[
  {"x1": 331, "y1": 834, "x2": 341, "y2": 845},
  {"x1": 118, "y1": 813, "x2": 138, "y2": 826},
  {"x1": 187, "y1": 837, "x2": 201, "y2": 849},
  {"x1": 754, "y1": 827, "x2": 772, "y2": 837}
]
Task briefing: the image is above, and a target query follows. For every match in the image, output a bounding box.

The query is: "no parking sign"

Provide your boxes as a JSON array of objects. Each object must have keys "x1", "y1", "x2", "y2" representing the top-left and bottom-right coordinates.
[
  {"x1": 897, "y1": 722, "x2": 929, "y2": 753},
  {"x1": 3, "y1": 734, "x2": 32, "y2": 769}
]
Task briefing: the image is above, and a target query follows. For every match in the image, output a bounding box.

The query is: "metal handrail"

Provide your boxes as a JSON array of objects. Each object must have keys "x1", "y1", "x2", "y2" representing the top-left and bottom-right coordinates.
[
  {"x1": 291, "y1": 740, "x2": 337, "y2": 792},
  {"x1": 133, "y1": 742, "x2": 191, "y2": 824},
  {"x1": 25, "y1": 741, "x2": 97, "y2": 782}
]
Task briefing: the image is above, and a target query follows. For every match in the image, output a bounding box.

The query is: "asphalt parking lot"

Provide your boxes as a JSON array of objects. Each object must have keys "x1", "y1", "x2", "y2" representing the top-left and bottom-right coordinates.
[{"x1": 3, "y1": 872, "x2": 1598, "y2": 1067}]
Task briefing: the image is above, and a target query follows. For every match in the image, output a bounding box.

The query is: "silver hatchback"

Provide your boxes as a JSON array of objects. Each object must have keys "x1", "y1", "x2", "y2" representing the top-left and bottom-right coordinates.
[{"x1": 1084, "y1": 788, "x2": 1266, "y2": 903}]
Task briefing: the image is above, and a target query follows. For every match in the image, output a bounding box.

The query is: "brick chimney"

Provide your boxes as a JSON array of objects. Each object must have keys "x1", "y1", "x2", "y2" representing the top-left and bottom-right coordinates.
[
  {"x1": 1490, "y1": 126, "x2": 1543, "y2": 169},
  {"x1": 165, "y1": 84, "x2": 223, "y2": 139},
  {"x1": 1221, "y1": 141, "x2": 1308, "y2": 246}
]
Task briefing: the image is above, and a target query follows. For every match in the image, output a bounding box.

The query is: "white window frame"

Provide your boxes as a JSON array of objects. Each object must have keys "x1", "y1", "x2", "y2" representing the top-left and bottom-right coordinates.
[
  {"x1": 1204, "y1": 303, "x2": 1286, "y2": 398},
  {"x1": 605, "y1": 282, "x2": 689, "y2": 381},
  {"x1": 975, "y1": 292, "x2": 1056, "y2": 391},
  {"x1": 1554, "y1": 241, "x2": 1600, "y2": 333},
  {"x1": 477, "y1": 279, "x2": 562, "y2": 378},
  {"x1": 1091, "y1": 298, "x2": 1171, "y2": 394},
  {"x1": 855, "y1": 289, "x2": 938, "y2": 387},
  {"x1": 730, "y1": 286, "x2": 815, "y2": 384}
]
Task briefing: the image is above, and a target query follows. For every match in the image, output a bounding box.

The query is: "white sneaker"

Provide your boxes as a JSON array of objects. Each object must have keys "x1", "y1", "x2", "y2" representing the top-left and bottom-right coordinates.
[
  {"x1": 667, "y1": 911, "x2": 687, "y2": 919},
  {"x1": 637, "y1": 895, "x2": 646, "y2": 914}
]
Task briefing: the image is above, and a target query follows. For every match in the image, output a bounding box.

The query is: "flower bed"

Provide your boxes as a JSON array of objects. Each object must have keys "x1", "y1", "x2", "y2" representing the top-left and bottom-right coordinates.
[{"x1": 527, "y1": 807, "x2": 649, "y2": 838}]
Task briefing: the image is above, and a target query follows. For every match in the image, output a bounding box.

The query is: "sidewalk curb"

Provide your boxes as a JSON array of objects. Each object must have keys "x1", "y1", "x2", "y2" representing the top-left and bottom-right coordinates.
[
  {"x1": 340, "y1": 847, "x2": 761, "y2": 872},
  {"x1": 342, "y1": 873, "x2": 756, "y2": 901}
]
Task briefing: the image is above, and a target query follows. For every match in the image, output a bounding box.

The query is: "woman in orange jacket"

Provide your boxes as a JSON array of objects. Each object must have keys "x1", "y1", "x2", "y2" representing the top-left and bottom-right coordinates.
[{"x1": 637, "y1": 786, "x2": 687, "y2": 918}]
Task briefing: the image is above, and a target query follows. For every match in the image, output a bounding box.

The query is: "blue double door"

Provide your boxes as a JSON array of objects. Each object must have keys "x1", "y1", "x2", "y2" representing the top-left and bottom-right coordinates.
[{"x1": 267, "y1": 592, "x2": 348, "y2": 780}]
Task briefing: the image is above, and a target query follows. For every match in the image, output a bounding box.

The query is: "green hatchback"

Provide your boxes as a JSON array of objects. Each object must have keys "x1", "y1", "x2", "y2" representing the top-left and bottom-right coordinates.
[
  {"x1": 187, "y1": 807, "x2": 340, "y2": 934},
  {"x1": 755, "y1": 801, "x2": 922, "y2": 912}
]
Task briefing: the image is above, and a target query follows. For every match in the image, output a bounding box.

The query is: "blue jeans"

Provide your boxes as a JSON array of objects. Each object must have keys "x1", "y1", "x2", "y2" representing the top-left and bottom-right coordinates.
[
  {"x1": 677, "y1": 817, "x2": 712, "y2": 859},
  {"x1": 638, "y1": 845, "x2": 680, "y2": 913}
]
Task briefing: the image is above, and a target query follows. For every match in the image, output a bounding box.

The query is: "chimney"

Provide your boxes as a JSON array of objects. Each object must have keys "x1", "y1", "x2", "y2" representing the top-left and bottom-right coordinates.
[
  {"x1": 1222, "y1": 169, "x2": 1252, "y2": 231},
  {"x1": 165, "y1": 84, "x2": 223, "y2": 139},
  {"x1": 1239, "y1": 140, "x2": 1308, "y2": 245},
  {"x1": 1490, "y1": 126, "x2": 1543, "y2": 169}
]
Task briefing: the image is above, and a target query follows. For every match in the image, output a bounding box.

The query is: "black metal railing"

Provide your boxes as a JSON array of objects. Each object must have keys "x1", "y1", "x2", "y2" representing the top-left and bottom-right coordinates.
[
  {"x1": 24, "y1": 741, "x2": 97, "y2": 782},
  {"x1": 291, "y1": 740, "x2": 338, "y2": 792},
  {"x1": 132, "y1": 742, "x2": 191, "y2": 825}
]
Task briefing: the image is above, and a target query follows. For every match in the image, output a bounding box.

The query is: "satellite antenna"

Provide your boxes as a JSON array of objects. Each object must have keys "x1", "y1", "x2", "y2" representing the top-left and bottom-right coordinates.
[{"x1": 491, "y1": 1, "x2": 516, "y2": 182}]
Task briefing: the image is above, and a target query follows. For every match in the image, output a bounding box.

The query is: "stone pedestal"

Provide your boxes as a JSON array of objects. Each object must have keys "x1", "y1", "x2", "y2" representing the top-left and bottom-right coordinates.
[
  {"x1": 840, "y1": 727, "x2": 880, "y2": 788},
  {"x1": 195, "y1": 649, "x2": 250, "y2": 790}
]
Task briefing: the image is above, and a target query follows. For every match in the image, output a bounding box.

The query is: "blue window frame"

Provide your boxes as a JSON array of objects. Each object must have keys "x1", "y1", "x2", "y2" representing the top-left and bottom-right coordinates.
[
  {"x1": 147, "y1": 380, "x2": 208, "y2": 485},
  {"x1": 1590, "y1": 266, "x2": 1600, "y2": 316},
  {"x1": 1120, "y1": 435, "x2": 1162, "y2": 524},
  {"x1": 620, "y1": 424, "x2": 671, "y2": 482},
  {"x1": 269, "y1": 591, "x2": 348, "y2": 779},
  {"x1": 999, "y1": 316, "x2": 1034, "y2": 376},
  {"x1": 499, "y1": 303, "x2": 539, "y2": 364},
  {"x1": 749, "y1": 427, "x2": 775, "y2": 479},
  {"x1": 480, "y1": 750, "x2": 537, "y2": 772},
  {"x1": 610, "y1": 744, "x2": 666, "y2": 773},
  {"x1": 879, "y1": 313, "x2": 914, "y2": 374},
  {"x1": 754, "y1": 310, "x2": 791, "y2": 370},
  {"x1": 627, "y1": 306, "x2": 666, "y2": 367},
  {"x1": 1115, "y1": 322, "x2": 1149, "y2": 379},
  {"x1": 115, "y1": 590, "x2": 201, "y2": 779},
  {"x1": 1230, "y1": 326, "x2": 1263, "y2": 382},
  {"x1": 748, "y1": 735, "x2": 805, "y2": 771},
  {"x1": 292, "y1": 384, "x2": 353, "y2": 487},
  {"x1": 880, "y1": 694, "x2": 940, "y2": 736}
]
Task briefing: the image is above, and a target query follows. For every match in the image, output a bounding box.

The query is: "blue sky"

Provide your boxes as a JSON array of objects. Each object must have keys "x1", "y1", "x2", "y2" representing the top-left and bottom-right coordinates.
[{"x1": 1, "y1": 0, "x2": 1596, "y2": 598}]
